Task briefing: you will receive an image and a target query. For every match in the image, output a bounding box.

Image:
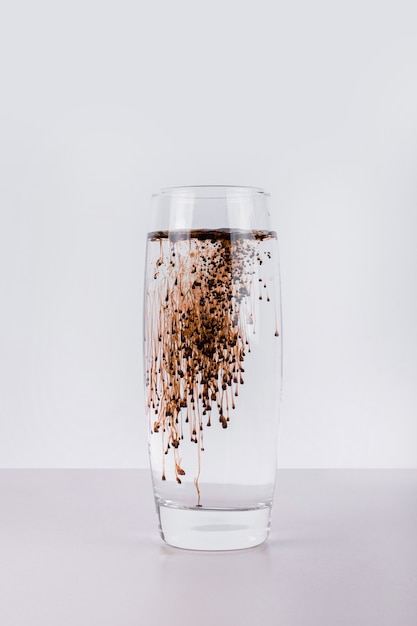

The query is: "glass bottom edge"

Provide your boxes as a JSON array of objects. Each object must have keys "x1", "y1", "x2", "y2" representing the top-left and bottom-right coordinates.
[{"x1": 156, "y1": 501, "x2": 272, "y2": 551}]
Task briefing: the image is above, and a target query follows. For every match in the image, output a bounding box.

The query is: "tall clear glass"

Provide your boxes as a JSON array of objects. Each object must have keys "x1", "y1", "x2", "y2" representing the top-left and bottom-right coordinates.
[{"x1": 144, "y1": 186, "x2": 282, "y2": 550}]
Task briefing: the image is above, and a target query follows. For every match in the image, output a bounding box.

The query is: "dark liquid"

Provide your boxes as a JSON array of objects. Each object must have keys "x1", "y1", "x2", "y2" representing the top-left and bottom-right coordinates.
[{"x1": 145, "y1": 229, "x2": 278, "y2": 505}]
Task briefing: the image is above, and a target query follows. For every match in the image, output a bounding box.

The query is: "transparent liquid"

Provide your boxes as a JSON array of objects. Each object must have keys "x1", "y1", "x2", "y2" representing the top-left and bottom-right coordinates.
[{"x1": 144, "y1": 229, "x2": 281, "y2": 523}]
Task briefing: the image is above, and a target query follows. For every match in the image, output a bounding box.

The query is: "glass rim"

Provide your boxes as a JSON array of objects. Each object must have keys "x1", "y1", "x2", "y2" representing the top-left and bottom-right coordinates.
[{"x1": 152, "y1": 185, "x2": 270, "y2": 199}]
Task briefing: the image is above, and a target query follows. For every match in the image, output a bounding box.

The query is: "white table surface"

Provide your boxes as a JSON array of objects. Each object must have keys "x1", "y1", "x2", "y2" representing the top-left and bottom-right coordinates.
[{"x1": 1, "y1": 469, "x2": 416, "y2": 626}]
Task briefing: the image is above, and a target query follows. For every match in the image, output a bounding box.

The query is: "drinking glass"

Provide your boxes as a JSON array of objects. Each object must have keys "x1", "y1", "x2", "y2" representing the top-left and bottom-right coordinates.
[{"x1": 144, "y1": 186, "x2": 282, "y2": 550}]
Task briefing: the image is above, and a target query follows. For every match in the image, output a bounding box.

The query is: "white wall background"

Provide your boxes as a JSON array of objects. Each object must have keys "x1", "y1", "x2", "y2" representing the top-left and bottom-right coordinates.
[{"x1": 1, "y1": 0, "x2": 417, "y2": 468}]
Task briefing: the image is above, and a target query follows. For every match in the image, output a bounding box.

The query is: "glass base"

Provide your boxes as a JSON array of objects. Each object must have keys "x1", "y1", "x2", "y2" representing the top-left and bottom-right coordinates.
[{"x1": 156, "y1": 502, "x2": 272, "y2": 551}]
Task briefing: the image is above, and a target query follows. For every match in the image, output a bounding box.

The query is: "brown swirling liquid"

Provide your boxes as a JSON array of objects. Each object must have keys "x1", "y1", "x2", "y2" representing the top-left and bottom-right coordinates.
[{"x1": 144, "y1": 229, "x2": 279, "y2": 505}]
